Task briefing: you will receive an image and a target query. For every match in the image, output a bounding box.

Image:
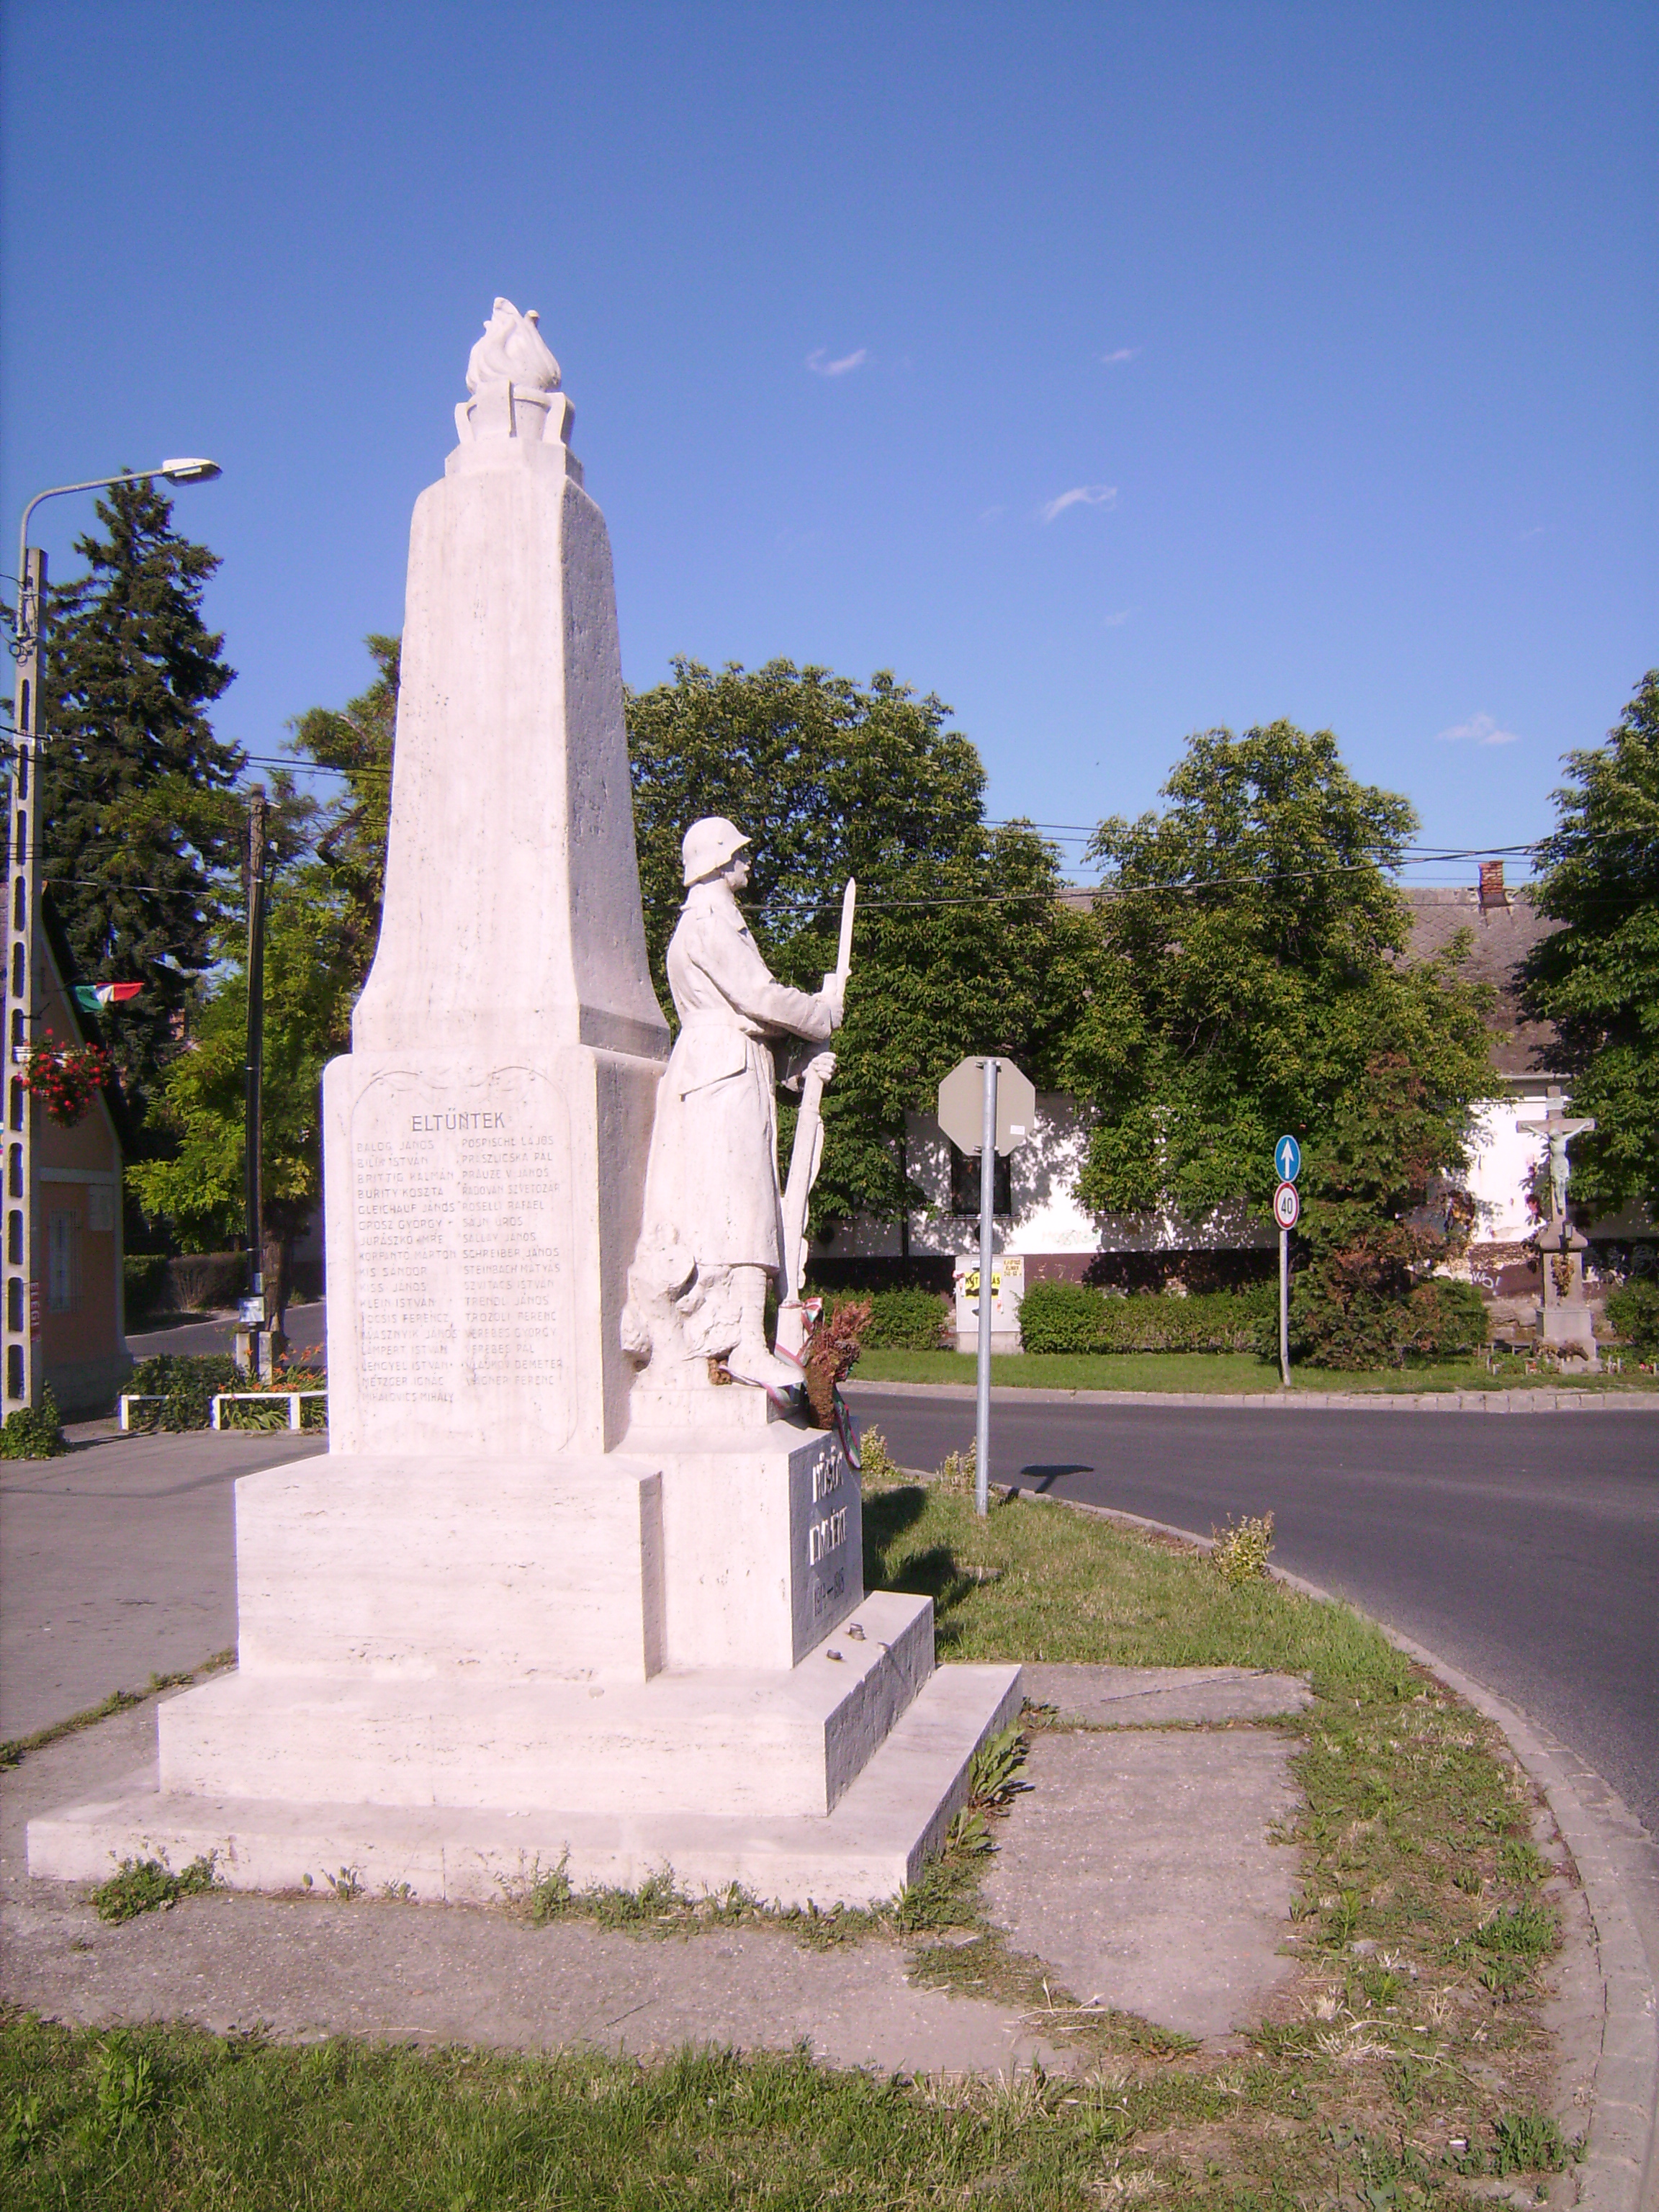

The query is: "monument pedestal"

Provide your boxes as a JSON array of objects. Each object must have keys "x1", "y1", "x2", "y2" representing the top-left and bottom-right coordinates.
[
  {"x1": 27, "y1": 1646, "x2": 1021, "y2": 1908},
  {"x1": 28, "y1": 1422, "x2": 1020, "y2": 1905},
  {"x1": 1536, "y1": 1220, "x2": 1600, "y2": 1370}
]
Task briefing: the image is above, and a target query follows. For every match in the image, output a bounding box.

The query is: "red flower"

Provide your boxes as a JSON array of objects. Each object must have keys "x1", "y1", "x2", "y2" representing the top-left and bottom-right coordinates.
[{"x1": 20, "y1": 1032, "x2": 114, "y2": 1128}]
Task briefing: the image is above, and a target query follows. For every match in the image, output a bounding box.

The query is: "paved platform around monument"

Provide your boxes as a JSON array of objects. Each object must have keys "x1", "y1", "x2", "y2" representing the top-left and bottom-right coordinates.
[{"x1": 4, "y1": 1665, "x2": 1315, "y2": 2072}]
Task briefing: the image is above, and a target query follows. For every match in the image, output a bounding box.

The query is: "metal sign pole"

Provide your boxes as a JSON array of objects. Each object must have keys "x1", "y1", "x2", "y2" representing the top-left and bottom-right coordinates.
[
  {"x1": 975, "y1": 1055, "x2": 997, "y2": 1517},
  {"x1": 1279, "y1": 1226, "x2": 1290, "y2": 1388}
]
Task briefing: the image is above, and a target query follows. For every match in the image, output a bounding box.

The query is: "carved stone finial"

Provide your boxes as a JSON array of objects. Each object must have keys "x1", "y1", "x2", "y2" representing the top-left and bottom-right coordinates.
[{"x1": 466, "y1": 297, "x2": 561, "y2": 394}]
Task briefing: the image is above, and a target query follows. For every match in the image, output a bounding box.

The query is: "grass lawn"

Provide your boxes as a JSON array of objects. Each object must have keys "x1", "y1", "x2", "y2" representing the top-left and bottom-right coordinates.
[
  {"x1": 1, "y1": 1462, "x2": 1578, "y2": 2208},
  {"x1": 851, "y1": 1345, "x2": 1656, "y2": 1393}
]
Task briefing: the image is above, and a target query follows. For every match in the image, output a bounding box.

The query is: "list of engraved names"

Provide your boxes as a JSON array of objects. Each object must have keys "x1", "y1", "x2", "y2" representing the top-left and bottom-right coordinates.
[{"x1": 354, "y1": 1094, "x2": 568, "y2": 1406}]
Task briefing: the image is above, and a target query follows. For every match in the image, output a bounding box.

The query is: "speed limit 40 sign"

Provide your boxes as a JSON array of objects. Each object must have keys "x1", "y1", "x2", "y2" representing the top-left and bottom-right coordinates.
[{"x1": 1273, "y1": 1181, "x2": 1300, "y2": 1230}]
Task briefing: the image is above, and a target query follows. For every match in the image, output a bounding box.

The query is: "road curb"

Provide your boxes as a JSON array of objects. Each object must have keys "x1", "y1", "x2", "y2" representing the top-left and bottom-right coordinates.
[
  {"x1": 849, "y1": 1380, "x2": 1659, "y2": 1414},
  {"x1": 1016, "y1": 1488, "x2": 1658, "y2": 2212}
]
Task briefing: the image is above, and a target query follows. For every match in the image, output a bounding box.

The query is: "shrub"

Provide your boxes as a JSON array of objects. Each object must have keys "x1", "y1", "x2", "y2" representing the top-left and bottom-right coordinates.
[
  {"x1": 1404, "y1": 1277, "x2": 1488, "y2": 1359},
  {"x1": 1606, "y1": 1277, "x2": 1659, "y2": 1357},
  {"x1": 0, "y1": 1386, "x2": 66, "y2": 1459},
  {"x1": 866, "y1": 1285, "x2": 951, "y2": 1349},
  {"x1": 127, "y1": 1353, "x2": 240, "y2": 1431},
  {"x1": 164, "y1": 1252, "x2": 246, "y2": 1313},
  {"x1": 122, "y1": 1254, "x2": 169, "y2": 1321},
  {"x1": 1017, "y1": 1281, "x2": 1105, "y2": 1353},
  {"x1": 824, "y1": 1285, "x2": 949, "y2": 1350},
  {"x1": 1257, "y1": 1269, "x2": 1488, "y2": 1370},
  {"x1": 1020, "y1": 1280, "x2": 1274, "y2": 1355}
]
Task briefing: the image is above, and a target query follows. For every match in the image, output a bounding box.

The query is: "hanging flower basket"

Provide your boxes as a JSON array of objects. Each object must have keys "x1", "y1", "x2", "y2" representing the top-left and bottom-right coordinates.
[{"x1": 19, "y1": 1033, "x2": 114, "y2": 1127}]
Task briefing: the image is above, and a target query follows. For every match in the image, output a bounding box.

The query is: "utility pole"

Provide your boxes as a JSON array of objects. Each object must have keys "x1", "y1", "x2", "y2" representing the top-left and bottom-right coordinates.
[
  {"x1": 4, "y1": 549, "x2": 45, "y2": 1411},
  {"x1": 239, "y1": 787, "x2": 269, "y2": 1378}
]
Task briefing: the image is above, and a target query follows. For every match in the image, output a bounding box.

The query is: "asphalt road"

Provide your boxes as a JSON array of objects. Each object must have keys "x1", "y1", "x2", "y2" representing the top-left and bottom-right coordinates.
[
  {"x1": 126, "y1": 1300, "x2": 327, "y2": 1362},
  {"x1": 848, "y1": 1385, "x2": 1659, "y2": 1840}
]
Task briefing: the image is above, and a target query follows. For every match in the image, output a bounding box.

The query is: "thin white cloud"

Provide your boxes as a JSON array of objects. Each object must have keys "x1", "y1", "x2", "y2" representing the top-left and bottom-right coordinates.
[
  {"x1": 1435, "y1": 711, "x2": 1521, "y2": 747},
  {"x1": 978, "y1": 505, "x2": 1005, "y2": 525},
  {"x1": 1102, "y1": 606, "x2": 1137, "y2": 626},
  {"x1": 1041, "y1": 484, "x2": 1118, "y2": 523},
  {"x1": 1100, "y1": 346, "x2": 1139, "y2": 365},
  {"x1": 806, "y1": 346, "x2": 868, "y2": 377}
]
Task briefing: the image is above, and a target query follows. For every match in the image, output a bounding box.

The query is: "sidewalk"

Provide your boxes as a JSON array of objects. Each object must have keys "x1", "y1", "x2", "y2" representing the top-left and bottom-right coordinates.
[{"x1": 0, "y1": 1426, "x2": 324, "y2": 1740}]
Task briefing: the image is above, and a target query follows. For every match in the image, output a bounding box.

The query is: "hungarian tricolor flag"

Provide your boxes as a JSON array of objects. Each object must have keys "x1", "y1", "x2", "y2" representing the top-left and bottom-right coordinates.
[{"x1": 73, "y1": 982, "x2": 143, "y2": 1012}]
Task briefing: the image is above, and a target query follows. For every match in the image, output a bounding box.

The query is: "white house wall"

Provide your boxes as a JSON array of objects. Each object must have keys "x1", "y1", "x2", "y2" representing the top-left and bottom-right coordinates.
[{"x1": 814, "y1": 1096, "x2": 1268, "y2": 1262}]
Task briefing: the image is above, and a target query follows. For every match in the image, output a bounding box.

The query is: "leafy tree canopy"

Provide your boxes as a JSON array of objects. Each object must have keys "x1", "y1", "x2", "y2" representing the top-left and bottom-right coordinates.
[
  {"x1": 127, "y1": 868, "x2": 357, "y2": 1308},
  {"x1": 37, "y1": 478, "x2": 245, "y2": 1118},
  {"x1": 626, "y1": 659, "x2": 1091, "y2": 1224},
  {"x1": 1061, "y1": 721, "x2": 1496, "y2": 1226},
  {"x1": 288, "y1": 634, "x2": 399, "y2": 989},
  {"x1": 1520, "y1": 670, "x2": 1659, "y2": 1215}
]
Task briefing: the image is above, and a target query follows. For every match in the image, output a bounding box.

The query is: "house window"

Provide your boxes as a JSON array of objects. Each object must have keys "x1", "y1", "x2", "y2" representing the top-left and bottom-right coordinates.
[
  {"x1": 948, "y1": 1143, "x2": 1011, "y2": 1217},
  {"x1": 48, "y1": 1209, "x2": 82, "y2": 1313}
]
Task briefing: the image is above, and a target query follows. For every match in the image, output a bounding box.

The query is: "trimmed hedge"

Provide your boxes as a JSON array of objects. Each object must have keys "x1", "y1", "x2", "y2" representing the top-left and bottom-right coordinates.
[
  {"x1": 1019, "y1": 1280, "x2": 1274, "y2": 1355},
  {"x1": 126, "y1": 1353, "x2": 241, "y2": 1431},
  {"x1": 824, "y1": 1285, "x2": 950, "y2": 1351}
]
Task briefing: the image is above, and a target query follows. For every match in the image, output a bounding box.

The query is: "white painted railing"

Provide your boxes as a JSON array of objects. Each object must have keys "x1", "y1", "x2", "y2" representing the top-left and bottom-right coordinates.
[{"x1": 210, "y1": 1390, "x2": 327, "y2": 1431}]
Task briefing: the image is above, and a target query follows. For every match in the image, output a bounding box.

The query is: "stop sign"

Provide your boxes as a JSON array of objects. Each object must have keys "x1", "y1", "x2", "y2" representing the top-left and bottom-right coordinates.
[{"x1": 937, "y1": 1056, "x2": 1038, "y2": 1156}]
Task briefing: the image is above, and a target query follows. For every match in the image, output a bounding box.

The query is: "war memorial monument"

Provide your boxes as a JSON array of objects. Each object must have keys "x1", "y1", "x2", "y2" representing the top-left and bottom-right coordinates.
[{"x1": 29, "y1": 302, "x2": 1020, "y2": 1905}]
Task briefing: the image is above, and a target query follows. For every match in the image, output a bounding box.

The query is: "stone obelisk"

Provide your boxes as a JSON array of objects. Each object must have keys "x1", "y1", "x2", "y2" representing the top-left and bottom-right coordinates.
[
  {"x1": 328, "y1": 297, "x2": 670, "y2": 1458},
  {"x1": 27, "y1": 304, "x2": 1019, "y2": 1908}
]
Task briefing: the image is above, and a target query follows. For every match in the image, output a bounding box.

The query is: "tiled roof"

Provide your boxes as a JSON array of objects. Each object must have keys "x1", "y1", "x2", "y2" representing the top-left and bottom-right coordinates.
[{"x1": 1399, "y1": 886, "x2": 1562, "y2": 1078}]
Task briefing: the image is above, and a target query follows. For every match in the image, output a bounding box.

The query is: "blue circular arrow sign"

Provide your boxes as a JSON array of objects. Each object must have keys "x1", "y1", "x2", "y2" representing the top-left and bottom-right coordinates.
[{"x1": 1274, "y1": 1133, "x2": 1301, "y2": 1182}]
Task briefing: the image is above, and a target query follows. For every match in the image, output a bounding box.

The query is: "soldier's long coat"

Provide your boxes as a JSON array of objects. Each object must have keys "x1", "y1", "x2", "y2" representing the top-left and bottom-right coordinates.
[{"x1": 642, "y1": 878, "x2": 835, "y2": 1277}]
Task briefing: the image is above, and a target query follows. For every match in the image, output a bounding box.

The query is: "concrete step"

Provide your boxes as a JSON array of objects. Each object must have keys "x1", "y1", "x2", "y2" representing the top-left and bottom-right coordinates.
[
  {"x1": 155, "y1": 1591, "x2": 934, "y2": 1820},
  {"x1": 27, "y1": 1658, "x2": 1024, "y2": 1910}
]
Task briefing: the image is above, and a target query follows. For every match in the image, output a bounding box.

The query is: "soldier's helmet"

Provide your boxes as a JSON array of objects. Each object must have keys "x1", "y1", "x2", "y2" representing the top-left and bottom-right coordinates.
[{"x1": 681, "y1": 817, "x2": 752, "y2": 886}]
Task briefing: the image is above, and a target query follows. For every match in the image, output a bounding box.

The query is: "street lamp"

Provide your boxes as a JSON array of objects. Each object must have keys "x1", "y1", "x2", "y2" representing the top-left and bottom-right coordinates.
[{"x1": 5, "y1": 461, "x2": 222, "y2": 1413}]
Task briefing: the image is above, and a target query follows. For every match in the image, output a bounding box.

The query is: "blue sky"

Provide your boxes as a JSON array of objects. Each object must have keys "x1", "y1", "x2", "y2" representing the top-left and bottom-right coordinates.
[{"x1": 3, "y1": 0, "x2": 1653, "y2": 884}]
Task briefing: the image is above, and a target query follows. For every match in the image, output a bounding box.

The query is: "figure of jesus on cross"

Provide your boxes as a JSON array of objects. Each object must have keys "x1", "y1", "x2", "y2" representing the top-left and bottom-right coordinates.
[{"x1": 1516, "y1": 1086, "x2": 1596, "y2": 1231}]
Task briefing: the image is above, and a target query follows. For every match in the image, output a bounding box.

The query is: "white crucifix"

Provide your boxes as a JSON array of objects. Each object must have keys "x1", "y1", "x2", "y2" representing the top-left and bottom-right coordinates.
[{"x1": 1516, "y1": 1087, "x2": 1596, "y2": 1230}]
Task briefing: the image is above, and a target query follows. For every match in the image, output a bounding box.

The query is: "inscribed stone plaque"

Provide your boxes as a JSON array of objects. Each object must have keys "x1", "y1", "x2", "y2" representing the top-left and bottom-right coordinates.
[{"x1": 349, "y1": 1066, "x2": 575, "y2": 1447}]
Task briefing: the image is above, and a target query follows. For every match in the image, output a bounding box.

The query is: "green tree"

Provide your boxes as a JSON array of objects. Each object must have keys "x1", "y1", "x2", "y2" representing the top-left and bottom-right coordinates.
[
  {"x1": 1520, "y1": 670, "x2": 1659, "y2": 1217},
  {"x1": 127, "y1": 867, "x2": 357, "y2": 1325},
  {"x1": 289, "y1": 634, "x2": 399, "y2": 989},
  {"x1": 1062, "y1": 722, "x2": 1496, "y2": 1359},
  {"x1": 1280, "y1": 1051, "x2": 1491, "y2": 1368},
  {"x1": 626, "y1": 659, "x2": 1090, "y2": 1226},
  {"x1": 37, "y1": 478, "x2": 244, "y2": 1116}
]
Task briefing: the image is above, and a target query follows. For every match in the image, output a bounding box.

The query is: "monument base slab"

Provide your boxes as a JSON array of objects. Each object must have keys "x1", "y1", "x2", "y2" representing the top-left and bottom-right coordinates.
[
  {"x1": 27, "y1": 1662, "x2": 1022, "y2": 1910},
  {"x1": 158, "y1": 1591, "x2": 933, "y2": 1820}
]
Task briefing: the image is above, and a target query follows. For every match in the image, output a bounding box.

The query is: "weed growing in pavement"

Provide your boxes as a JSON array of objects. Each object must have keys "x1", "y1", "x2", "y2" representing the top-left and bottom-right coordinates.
[
  {"x1": 0, "y1": 1650, "x2": 235, "y2": 1771},
  {"x1": 1208, "y1": 1510, "x2": 1275, "y2": 1586},
  {"x1": 507, "y1": 1727, "x2": 1035, "y2": 1948},
  {"x1": 90, "y1": 1855, "x2": 220, "y2": 1924}
]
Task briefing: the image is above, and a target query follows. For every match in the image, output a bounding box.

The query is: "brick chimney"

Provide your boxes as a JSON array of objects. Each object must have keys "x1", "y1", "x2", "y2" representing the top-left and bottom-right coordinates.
[{"x1": 1478, "y1": 860, "x2": 1509, "y2": 912}]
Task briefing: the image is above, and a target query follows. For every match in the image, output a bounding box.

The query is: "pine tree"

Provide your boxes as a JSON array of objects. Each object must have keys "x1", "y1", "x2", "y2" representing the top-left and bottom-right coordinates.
[{"x1": 39, "y1": 476, "x2": 243, "y2": 1117}]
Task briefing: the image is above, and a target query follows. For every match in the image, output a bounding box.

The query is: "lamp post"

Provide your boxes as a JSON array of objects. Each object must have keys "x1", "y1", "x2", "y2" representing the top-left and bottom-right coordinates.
[{"x1": 5, "y1": 461, "x2": 222, "y2": 1413}]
